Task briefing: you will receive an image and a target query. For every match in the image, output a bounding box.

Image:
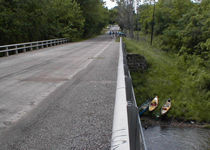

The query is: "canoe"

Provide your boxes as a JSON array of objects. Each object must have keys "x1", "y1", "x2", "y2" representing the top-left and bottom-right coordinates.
[
  {"x1": 139, "y1": 98, "x2": 152, "y2": 116},
  {"x1": 161, "y1": 98, "x2": 171, "y2": 115},
  {"x1": 149, "y1": 96, "x2": 159, "y2": 111}
]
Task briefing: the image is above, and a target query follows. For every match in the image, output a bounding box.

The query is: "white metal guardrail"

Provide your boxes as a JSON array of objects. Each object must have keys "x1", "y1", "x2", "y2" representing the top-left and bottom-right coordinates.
[
  {"x1": 0, "y1": 38, "x2": 68, "y2": 57},
  {"x1": 111, "y1": 37, "x2": 147, "y2": 150}
]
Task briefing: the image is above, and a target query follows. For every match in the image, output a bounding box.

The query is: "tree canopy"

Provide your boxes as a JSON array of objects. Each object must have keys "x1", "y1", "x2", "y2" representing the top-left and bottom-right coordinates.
[
  {"x1": 0, "y1": 0, "x2": 109, "y2": 45},
  {"x1": 139, "y1": 0, "x2": 210, "y2": 61}
]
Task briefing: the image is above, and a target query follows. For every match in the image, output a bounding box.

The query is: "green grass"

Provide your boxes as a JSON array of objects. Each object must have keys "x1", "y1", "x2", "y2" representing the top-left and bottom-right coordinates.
[
  {"x1": 124, "y1": 38, "x2": 210, "y2": 122},
  {"x1": 115, "y1": 37, "x2": 120, "y2": 42},
  {"x1": 203, "y1": 124, "x2": 210, "y2": 129}
]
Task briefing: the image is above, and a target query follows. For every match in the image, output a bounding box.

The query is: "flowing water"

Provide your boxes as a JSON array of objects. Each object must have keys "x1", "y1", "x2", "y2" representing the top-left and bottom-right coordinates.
[{"x1": 143, "y1": 125, "x2": 210, "y2": 150}]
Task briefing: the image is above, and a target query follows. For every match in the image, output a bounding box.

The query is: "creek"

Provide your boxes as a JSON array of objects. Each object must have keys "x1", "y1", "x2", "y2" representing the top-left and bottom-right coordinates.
[{"x1": 143, "y1": 125, "x2": 210, "y2": 150}]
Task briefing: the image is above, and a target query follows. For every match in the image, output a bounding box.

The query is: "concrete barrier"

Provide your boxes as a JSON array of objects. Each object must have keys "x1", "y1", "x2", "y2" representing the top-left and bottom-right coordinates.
[{"x1": 111, "y1": 37, "x2": 147, "y2": 150}]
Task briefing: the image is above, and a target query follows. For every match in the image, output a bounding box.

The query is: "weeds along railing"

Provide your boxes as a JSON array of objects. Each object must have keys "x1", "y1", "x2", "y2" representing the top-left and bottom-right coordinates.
[
  {"x1": 111, "y1": 37, "x2": 147, "y2": 150},
  {"x1": 0, "y1": 38, "x2": 68, "y2": 57}
]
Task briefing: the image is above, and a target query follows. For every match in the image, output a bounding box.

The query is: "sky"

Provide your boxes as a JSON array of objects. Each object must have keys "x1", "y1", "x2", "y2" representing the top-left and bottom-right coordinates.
[
  {"x1": 104, "y1": 0, "x2": 117, "y2": 9},
  {"x1": 103, "y1": 0, "x2": 201, "y2": 10}
]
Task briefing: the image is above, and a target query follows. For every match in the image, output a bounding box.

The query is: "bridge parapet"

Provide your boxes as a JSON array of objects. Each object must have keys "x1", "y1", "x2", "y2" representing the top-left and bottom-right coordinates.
[
  {"x1": 111, "y1": 37, "x2": 147, "y2": 150},
  {"x1": 0, "y1": 38, "x2": 68, "y2": 57}
]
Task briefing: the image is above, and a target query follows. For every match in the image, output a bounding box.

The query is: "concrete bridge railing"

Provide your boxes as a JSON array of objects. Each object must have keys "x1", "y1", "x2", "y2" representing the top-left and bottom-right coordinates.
[
  {"x1": 111, "y1": 37, "x2": 147, "y2": 150},
  {"x1": 0, "y1": 38, "x2": 68, "y2": 57}
]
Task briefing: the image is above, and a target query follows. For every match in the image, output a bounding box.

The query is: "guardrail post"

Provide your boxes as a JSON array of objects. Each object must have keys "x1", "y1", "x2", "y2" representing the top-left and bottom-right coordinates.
[
  {"x1": 23, "y1": 44, "x2": 26, "y2": 53},
  {"x1": 5, "y1": 47, "x2": 9, "y2": 56},
  {"x1": 36, "y1": 42, "x2": 38, "y2": 50},
  {"x1": 30, "y1": 43, "x2": 33, "y2": 51},
  {"x1": 15, "y1": 46, "x2": 18, "y2": 54}
]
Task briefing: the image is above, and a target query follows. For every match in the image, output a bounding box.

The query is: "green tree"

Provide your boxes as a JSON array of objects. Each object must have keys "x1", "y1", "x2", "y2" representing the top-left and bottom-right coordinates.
[
  {"x1": 108, "y1": 8, "x2": 118, "y2": 24},
  {"x1": 48, "y1": 0, "x2": 84, "y2": 41},
  {"x1": 76, "y1": 0, "x2": 109, "y2": 37},
  {"x1": 0, "y1": 0, "x2": 109, "y2": 45}
]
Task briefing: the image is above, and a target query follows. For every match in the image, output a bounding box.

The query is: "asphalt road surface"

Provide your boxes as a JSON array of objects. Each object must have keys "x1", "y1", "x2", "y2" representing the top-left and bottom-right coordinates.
[{"x1": 0, "y1": 35, "x2": 119, "y2": 149}]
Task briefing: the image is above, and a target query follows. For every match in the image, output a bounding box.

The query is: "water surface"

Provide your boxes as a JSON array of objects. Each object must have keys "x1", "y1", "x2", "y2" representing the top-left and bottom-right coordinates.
[{"x1": 143, "y1": 125, "x2": 210, "y2": 150}]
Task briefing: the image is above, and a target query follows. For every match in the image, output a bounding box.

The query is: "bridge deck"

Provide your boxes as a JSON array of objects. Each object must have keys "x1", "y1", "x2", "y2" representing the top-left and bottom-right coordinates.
[{"x1": 0, "y1": 35, "x2": 119, "y2": 149}]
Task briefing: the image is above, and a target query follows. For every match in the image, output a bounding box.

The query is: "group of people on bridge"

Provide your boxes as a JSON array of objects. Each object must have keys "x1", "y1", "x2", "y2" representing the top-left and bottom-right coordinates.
[{"x1": 109, "y1": 30, "x2": 126, "y2": 38}]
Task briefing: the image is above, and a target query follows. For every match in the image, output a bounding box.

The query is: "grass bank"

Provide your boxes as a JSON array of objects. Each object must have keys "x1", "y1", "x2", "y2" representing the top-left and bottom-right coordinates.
[{"x1": 124, "y1": 38, "x2": 210, "y2": 123}]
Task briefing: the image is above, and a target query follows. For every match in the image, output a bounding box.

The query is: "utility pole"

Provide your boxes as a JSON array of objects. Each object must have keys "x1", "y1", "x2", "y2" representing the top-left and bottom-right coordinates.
[
  {"x1": 150, "y1": 0, "x2": 155, "y2": 45},
  {"x1": 136, "y1": 0, "x2": 140, "y2": 41},
  {"x1": 128, "y1": 0, "x2": 134, "y2": 39}
]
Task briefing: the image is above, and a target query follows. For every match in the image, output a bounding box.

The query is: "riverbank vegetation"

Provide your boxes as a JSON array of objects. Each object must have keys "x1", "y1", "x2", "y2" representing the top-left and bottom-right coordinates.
[
  {"x1": 0, "y1": 0, "x2": 109, "y2": 45},
  {"x1": 125, "y1": 37, "x2": 210, "y2": 122},
  {"x1": 122, "y1": 0, "x2": 210, "y2": 122}
]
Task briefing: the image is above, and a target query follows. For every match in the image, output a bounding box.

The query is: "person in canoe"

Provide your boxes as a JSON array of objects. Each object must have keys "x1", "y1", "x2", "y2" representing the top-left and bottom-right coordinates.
[
  {"x1": 149, "y1": 96, "x2": 159, "y2": 111},
  {"x1": 161, "y1": 98, "x2": 171, "y2": 115}
]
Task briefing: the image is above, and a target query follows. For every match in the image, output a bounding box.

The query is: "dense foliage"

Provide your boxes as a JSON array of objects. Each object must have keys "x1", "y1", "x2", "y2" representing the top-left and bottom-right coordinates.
[
  {"x1": 139, "y1": 0, "x2": 210, "y2": 61},
  {"x1": 125, "y1": 37, "x2": 210, "y2": 122},
  {"x1": 0, "y1": 0, "x2": 109, "y2": 45},
  {"x1": 76, "y1": 0, "x2": 109, "y2": 37},
  {"x1": 108, "y1": 8, "x2": 118, "y2": 25},
  {"x1": 139, "y1": 0, "x2": 210, "y2": 93},
  {"x1": 128, "y1": 0, "x2": 210, "y2": 122}
]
